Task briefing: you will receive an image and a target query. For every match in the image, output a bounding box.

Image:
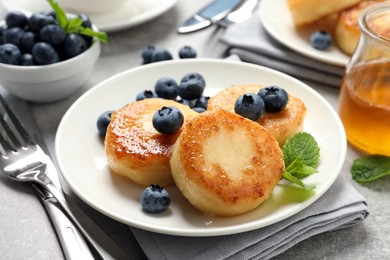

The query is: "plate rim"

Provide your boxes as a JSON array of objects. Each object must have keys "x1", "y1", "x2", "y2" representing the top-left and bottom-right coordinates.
[
  {"x1": 259, "y1": 0, "x2": 349, "y2": 67},
  {"x1": 55, "y1": 58, "x2": 347, "y2": 236},
  {"x1": 0, "y1": 0, "x2": 178, "y2": 32}
]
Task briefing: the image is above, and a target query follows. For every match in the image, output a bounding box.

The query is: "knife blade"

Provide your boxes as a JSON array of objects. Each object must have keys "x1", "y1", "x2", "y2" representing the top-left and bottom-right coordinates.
[
  {"x1": 3, "y1": 92, "x2": 133, "y2": 260},
  {"x1": 178, "y1": 0, "x2": 245, "y2": 33}
]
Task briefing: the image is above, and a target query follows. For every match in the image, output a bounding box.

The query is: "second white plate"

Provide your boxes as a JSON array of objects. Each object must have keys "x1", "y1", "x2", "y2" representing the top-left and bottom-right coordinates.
[
  {"x1": 1, "y1": 0, "x2": 177, "y2": 32},
  {"x1": 55, "y1": 59, "x2": 347, "y2": 237},
  {"x1": 259, "y1": 0, "x2": 350, "y2": 67}
]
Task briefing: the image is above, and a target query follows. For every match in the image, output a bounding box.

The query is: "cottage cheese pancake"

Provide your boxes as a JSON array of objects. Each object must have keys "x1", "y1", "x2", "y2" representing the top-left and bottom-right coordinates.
[
  {"x1": 208, "y1": 84, "x2": 306, "y2": 146},
  {"x1": 105, "y1": 98, "x2": 197, "y2": 186},
  {"x1": 170, "y1": 109, "x2": 285, "y2": 217},
  {"x1": 287, "y1": 0, "x2": 363, "y2": 26}
]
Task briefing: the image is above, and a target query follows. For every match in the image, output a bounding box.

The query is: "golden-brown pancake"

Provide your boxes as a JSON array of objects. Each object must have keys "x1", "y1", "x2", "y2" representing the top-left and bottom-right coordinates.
[
  {"x1": 170, "y1": 109, "x2": 285, "y2": 217},
  {"x1": 105, "y1": 98, "x2": 198, "y2": 187},
  {"x1": 287, "y1": 0, "x2": 363, "y2": 26},
  {"x1": 208, "y1": 84, "x2": 306, "y2": 146}
]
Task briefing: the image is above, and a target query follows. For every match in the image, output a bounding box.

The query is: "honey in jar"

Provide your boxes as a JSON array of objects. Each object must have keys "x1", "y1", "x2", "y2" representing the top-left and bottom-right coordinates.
[
  {"x1": 338, "y1": 2, "x2": 390, "y2": 156},
  {"x1": 339, "y1": 62, "x2": 390, "y2": 156}
]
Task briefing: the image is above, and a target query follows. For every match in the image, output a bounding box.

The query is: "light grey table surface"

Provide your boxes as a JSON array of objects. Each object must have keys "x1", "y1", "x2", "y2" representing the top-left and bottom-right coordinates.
[{"x1": 0, "y1": 1, "x2": 389, "y2": 259}]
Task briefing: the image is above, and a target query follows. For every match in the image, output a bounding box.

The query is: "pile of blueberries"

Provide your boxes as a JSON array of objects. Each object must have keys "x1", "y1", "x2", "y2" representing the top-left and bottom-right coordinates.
[
  {"x1": 0, "y1": 11, "x2": 93, "y2": 66},
  {"x1": 138, "y1": 72, "x2": 209, "y2": 134},
  {"x1": 97, "y1": 72, "x2": 208, "y2": 137},
  {"x1": 234, "y1": 86, "x2": 289, "y2": 121}
]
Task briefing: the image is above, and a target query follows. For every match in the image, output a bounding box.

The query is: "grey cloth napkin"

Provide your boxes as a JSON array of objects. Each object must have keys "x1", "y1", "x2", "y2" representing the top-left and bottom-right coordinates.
[
  {"x1": 219, "y1": 15, "x2": 345, "y2": 87},
  {"x1": 131, "y1": 174, "x2": 368, "y2": 260}
]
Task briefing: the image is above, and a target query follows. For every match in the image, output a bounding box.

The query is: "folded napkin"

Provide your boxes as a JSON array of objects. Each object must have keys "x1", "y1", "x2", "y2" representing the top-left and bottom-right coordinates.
[
  {"x1": 131, "y1": 174, "x2": 368, "y2": 260},
  {"x1": 219, "y1": 15, "x2": 345, "y2": 87}
]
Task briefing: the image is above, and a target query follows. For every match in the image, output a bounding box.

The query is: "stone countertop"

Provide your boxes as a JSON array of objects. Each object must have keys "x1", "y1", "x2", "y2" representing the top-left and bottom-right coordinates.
[{"x1": 0, "y1": 0, "x2": 389, "y2": 259}]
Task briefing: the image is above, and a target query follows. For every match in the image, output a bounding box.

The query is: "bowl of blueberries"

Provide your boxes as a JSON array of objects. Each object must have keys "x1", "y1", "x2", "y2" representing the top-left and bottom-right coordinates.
[{"x1": 0, "y1": 1, "x2": 106, "y2": 103}]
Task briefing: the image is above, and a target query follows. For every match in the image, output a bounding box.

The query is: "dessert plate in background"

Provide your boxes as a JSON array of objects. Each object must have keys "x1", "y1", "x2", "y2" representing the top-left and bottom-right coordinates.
[
  {"x1": 259, "y1": 0, "x2": 350, "y2": 67},
  {"x1": 1, "y1": 0, "x2": 177, "y2": 32},
  {"x1": 55, "y1": 59, "x2": 347, "y2": 236}
]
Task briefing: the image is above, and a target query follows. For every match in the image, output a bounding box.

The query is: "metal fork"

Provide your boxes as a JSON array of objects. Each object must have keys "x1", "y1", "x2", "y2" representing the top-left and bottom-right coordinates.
[{"x1": 0, "y1": 95, "x2": 104, "y2": 259}]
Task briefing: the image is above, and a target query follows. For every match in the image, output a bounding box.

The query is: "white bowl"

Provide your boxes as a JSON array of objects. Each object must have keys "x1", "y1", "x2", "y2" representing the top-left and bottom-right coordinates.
[
  {"x1": 57, "y1": 0, "x2": 126, "y2": 14},
  {"x1": 0, "y1": 38, "x2": 101, "y2": 103}
]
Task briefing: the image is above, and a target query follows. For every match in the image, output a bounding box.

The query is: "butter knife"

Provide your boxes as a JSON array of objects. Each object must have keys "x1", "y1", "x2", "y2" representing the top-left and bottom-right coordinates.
[
  {"x1": 218, "y1": 0, "x2": 258, "y2": 27},
  {"x1": 5, "y1": 93, "x2": 132, "y2": 260},
  {"x1": 177, "y1": 0, "x2": 244, "y2": 33}
]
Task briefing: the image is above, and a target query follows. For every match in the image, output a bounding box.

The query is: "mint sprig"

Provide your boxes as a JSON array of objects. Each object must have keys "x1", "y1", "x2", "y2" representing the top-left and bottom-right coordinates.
[
  {"x1": 47, "y1": 0, "x2": 108, "y2": 43},
  {"x1": 351, "y1": 155, "x2": 390, "y2": 182},
  {"x1": 281, "y1": 132, "x2": 320, "y2": 190}
]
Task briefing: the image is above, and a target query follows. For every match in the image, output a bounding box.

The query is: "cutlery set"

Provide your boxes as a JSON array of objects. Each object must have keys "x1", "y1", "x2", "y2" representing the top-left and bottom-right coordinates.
[{"x1": 178, "y1": 0, "x2": 258, "y2": 33}]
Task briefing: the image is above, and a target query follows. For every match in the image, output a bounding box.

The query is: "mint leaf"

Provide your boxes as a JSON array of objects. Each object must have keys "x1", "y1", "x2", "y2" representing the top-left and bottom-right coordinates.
[
  {"x1": 281, "y1": 132, "x2": 320, "y2": 190},
  {"x1": 282, "y1": 171, "x2": 316, "y2": 190},
  {"x1": 66, "y1": 18, "x2": 84, "y2": 32},
  {"x1": 79, "y1": 27, "x2": 108, "y2": 43},
  {"x1": 282, "y1": 132, "x2": 320, "y2": 168},
  {"x1": 46, "y1": 0, "x2": 108, "y2": 43},
  {"x1": 47, "y1": 0, "x2": 68, "y2": 28},
  {"x1": 351, "y1": 155, "x2": 390, "y2": 183},
  {"x1": 286, "y1": 156, "x2": 317, "y2": 179}
]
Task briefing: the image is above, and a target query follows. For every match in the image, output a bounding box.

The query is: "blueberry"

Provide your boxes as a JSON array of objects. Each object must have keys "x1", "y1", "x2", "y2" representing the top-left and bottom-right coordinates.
[
  {"x1": 97, "y1": 110, "x2": 114, "y2": 137},
  {"x1": 21, "y1": 31, "x2": 37, "y2": 52},
  {"x1": 5, "y1": 11, "x2": 28, "y2": 28},
  {"x1": 77, "y1": 14, "x2": 93, "y2": 45},
  {"x1": 310, "y1": 30, "x2": 331, "y2": 50},
  {"x1": 234, "y1": 93, "x2": 265, "y2": 121},
  {"x1": 48, "y1": 10, "x2": 57, "y2": 19},
  {"x1": 140, "y1": 185, "x2": 170, "y2": 214},
  {"x1": 141, "y1": 45, "x2": 156, "y2": 64},
  {"x1": 28, "y1": 12, "x2": 57, "y2": 33},
  {"x1": 78, "y1": 13, "x2": 92, "y2": 28},
  {"x1": 62, "y1": 34, "x2": 88, "y2": 59},
  {"x1": 179, "y1": 45, "x2": 197, "y2": 59},
  {"x1": 150, "y1": 47, "x2": 172, "y2": 63},
  {"x1": 182, "y1": 72, "x2": 205, "y2": 86},
  {"x1": 152, "y1": 106, "x2": 184, "y2": 134},
  {"x1": 136, "y1": 90, "x2": 157, "y2": 101},
  {"x1": 40, "y1": 24, "x2": 67, "y2": 45},
  {"x1": 0, "y1": 25, "x2": 6, "y2": 44},
  {"x1": 179, "y1": 72, "x2": 205, "y2": 100},
  {"x1": 154, "y1": 77, "x2": 179, "y2": 100},
  {"x1": 0, "y1": 43, "x2": 21, "y2": 65},
  {"x1": 32, "y1": 42, "x2": 60, "y2": 65},
  {"x1": 21, "y1": 53, "x2": 35, "y2": 66},
  {"x1": 258, "y1": 86, "x2": 289, "y2": 112},
  {"x1": 3, "y1": 27, "x2": 25, "y2": 46},
  {"x1": 192, "y1": 107, "x2": 206, "y2": 113},
  {"x1": 194, "y1": 96, "x2": 209, "y2": 109}
]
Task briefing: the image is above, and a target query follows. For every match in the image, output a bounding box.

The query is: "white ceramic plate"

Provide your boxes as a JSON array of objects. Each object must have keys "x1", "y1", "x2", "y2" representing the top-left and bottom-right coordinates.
[
  {"x1": 55, "y1": 59, "x2": 347, "y2": 237},
  {"x1": 259, "y1": 0, "x2": 350, "y2": 67},
  {"x1": 1, "y1": 0, "x2": 177, "y2": 32}
]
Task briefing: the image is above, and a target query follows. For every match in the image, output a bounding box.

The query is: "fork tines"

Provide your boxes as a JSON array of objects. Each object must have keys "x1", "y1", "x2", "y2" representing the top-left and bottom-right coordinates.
[{"x1": 0, "y1": 95, "x2": 34, "y2": 155}]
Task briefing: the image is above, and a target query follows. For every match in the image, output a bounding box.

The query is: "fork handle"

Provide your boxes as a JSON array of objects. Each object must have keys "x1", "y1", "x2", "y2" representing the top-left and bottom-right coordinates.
[
  {"x1": 31, "y1": 163, "x2": 131, "y2": 260},
  {"x1": 40, "y1": 181, "x2": 106, "y2": 259},
  {"x1": 42, "y1": 197, "x2": 95, "y2": 260}
]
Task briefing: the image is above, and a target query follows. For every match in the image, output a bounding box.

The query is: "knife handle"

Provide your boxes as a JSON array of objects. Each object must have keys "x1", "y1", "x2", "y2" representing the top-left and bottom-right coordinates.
[{"x1": 43, "y1": 197, "x2": 95, "y2": 260}]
